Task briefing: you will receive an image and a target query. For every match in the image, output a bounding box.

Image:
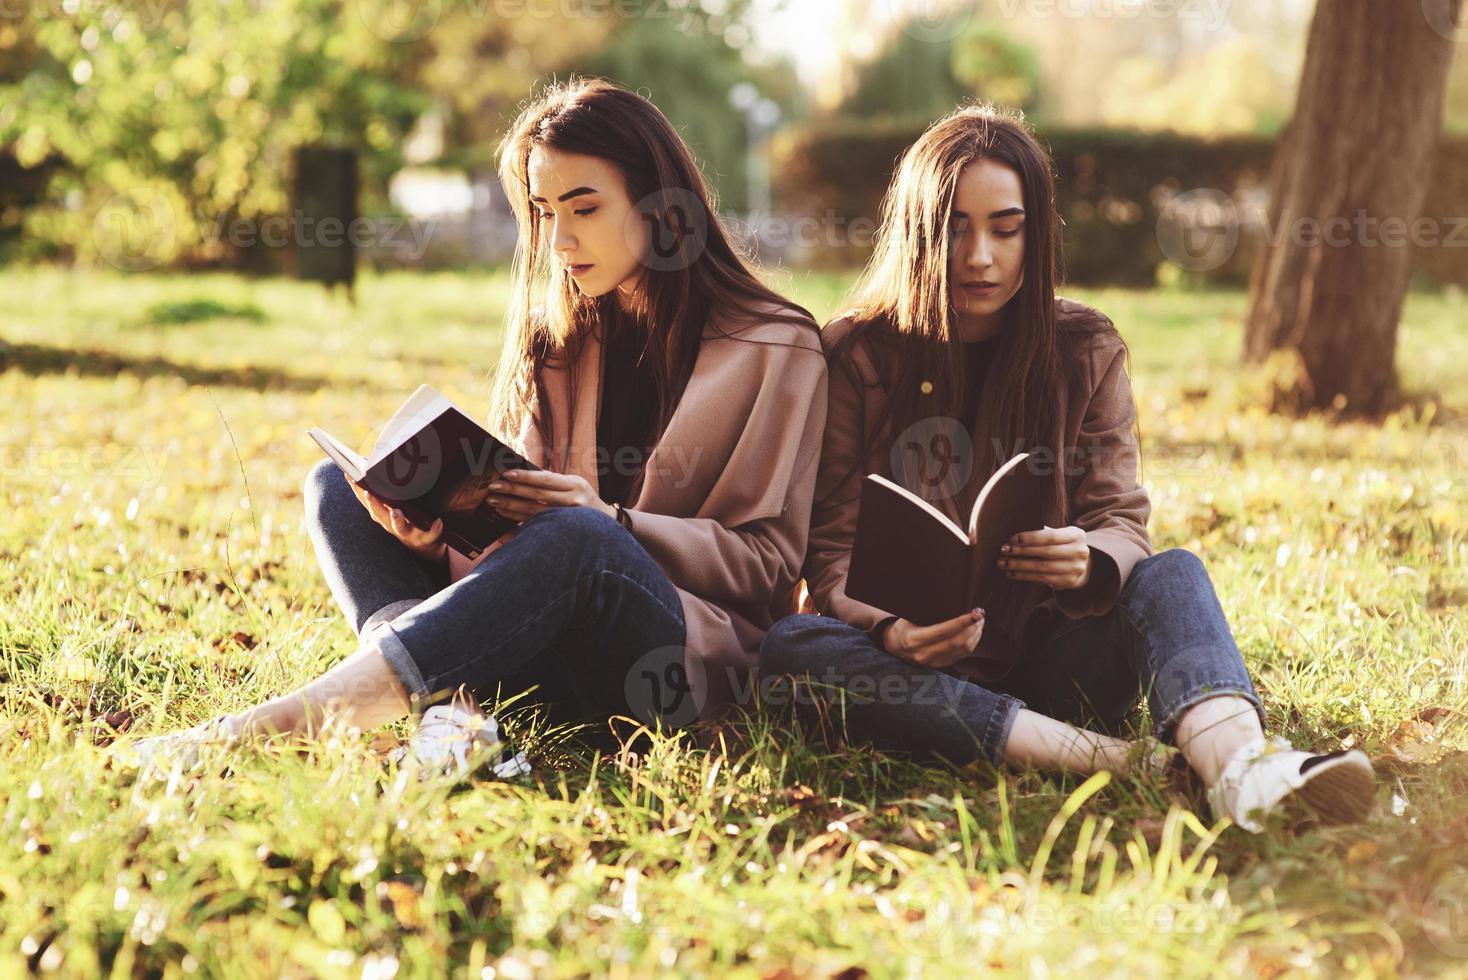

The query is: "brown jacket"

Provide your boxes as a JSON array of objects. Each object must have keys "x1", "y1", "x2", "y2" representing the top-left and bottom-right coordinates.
[
  {"x1": 801, "y1": 298, "x2": 1153, "y2": 684},
  {"x1": 449, "y1": 308, "x2": 828, "y2": 721}
]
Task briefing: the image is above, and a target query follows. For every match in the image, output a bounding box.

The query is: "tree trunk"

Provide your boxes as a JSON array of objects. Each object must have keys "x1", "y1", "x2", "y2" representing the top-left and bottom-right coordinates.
[{"x1": 1244, "y1": 0, "x2": 1462, "y2": 416}]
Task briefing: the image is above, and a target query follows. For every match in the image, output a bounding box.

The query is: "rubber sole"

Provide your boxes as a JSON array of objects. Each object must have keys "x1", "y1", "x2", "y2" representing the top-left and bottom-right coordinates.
[{"x1": 1292, "y1": 750, "x2": 1377, "y2": 825}]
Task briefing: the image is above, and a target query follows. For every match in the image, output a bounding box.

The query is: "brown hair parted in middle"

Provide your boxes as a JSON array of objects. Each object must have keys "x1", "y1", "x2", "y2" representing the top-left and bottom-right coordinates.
[
  {"x1": 490, "y1": 77, "x2": 816, "y2": 452},
  {"x1": 829, "y1": 102, "x2": 1127, "y2": 522}
]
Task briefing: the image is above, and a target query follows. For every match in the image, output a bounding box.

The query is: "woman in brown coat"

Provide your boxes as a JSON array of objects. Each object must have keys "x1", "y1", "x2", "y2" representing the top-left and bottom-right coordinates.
[
  {"x1": 761, "y1": 105, "x2": 1375, "y2": 834},
  {"x1": 131, "y1": 80, "x2": 827, "y2": 774}
]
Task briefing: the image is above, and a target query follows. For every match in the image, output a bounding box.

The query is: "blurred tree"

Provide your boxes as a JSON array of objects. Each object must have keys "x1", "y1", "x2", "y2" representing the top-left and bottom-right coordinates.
[
  {"x1": 839, "y1": 22, "x2": 969, "y2": 120},
  {"x1": 950, "y1": 23, "x2": 1041, "y2": 116},
  {"x1": 0, "y1": 0, "x2": 428, "y2": 267},
  {"x1": 1100, "y1": 41, "x2": 1290, "y2": 136},
  {"x1": 579, "y1": 1, "x2": 799, "y2": 213},
  {"x1": 1244, "y1": 0, "x2": 1463, "y2": 416}
]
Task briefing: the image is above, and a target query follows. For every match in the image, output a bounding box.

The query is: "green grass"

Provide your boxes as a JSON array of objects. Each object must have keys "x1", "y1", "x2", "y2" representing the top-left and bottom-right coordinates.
[{"x1": 1, "y1": 266, "x2": 1466, "y2": 977}]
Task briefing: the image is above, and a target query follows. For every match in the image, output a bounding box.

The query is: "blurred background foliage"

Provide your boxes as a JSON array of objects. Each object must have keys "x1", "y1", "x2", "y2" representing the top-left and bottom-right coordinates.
[{"x1": 4, "y1": 0, "x2": 1468, "y2": 282}]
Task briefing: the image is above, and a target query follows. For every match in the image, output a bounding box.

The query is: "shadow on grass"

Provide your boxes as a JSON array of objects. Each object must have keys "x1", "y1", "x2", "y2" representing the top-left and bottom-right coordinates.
[
  {"x1": 0, "y1": 339, "x2": 330, "y2": 393},
  {"x1": 137, "y1": 298, "x2": 268, "y2": 327}
]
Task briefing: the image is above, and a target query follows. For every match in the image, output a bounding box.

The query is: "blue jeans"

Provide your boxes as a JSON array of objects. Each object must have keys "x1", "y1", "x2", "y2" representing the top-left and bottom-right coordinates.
[
  {"x1": 302, "y1": 459, "x2": 687, "y2": 728},
  {"x1": 759, "y1": 548, "x2": 1265, "y2": 767}
]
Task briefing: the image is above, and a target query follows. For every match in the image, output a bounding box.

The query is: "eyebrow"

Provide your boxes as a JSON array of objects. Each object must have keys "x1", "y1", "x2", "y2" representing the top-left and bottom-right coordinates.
[
  {"x1": 529, "y1": 186, "x2": 599, "y2": 204},
  {"x1": 952, "y1": 207, "x2": 1026, "y2": 219}
]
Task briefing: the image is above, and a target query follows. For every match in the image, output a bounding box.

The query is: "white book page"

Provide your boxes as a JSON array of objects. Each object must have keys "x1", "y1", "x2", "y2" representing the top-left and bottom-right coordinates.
[
  {"x1": 867, "y1": 473, "x2": 970, "y2": 545},
  {"x1": 965, "y1": 451, "x2": 1032, "y2": 541},
  {"x1": 307, "y1": 427, "x2": 367, "y2": 481},
  {"x1": 370, "y1": 384, "x2": 452, "y2": 463}
]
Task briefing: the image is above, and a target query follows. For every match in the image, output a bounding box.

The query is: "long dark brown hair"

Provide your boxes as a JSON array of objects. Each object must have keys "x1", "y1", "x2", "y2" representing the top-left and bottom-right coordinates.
[
  {"x1": 831, "y1": 103, "x2": 1126, "y2": 522},
  {"x1": 490, "y1": 77, "x2": 816, "y2": 448}
]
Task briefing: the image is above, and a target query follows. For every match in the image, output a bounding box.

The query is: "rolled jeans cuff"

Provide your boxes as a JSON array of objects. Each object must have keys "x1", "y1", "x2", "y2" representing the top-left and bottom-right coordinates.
[
  {"x1": 360, "y1": 598, "x2": 422, "y2": 641},
  {"x1": 987, "y1": 692, "x2": 1026, "y2": 767},
  {"x1": 1155, "y1": 684, "x2": 1266, "y2": 744},
  {"x1": 374, "y1": 623, "x2": 432, "y2": 710}
]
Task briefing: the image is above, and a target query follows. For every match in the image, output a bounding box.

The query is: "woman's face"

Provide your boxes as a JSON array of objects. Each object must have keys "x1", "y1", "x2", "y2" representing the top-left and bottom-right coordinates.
[
  {"x1": 528, "y1": 146, "x2": 649, "y2": 304},
  {"x1": 947, "y1": 158, "x2": 1026, "y2": 341}
]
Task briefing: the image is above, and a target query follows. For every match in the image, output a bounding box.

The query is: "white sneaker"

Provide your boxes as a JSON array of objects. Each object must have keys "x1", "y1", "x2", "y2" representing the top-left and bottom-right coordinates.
[
  {"x1": 121, "y1": 715, "x2": 239, "y2": 775},
  {"x1": 393, "y1": 704, "x2": 531, "y2": 780},
  {"x1": 1206, "y1": 735, "x2": 1376, "y2": 833}
]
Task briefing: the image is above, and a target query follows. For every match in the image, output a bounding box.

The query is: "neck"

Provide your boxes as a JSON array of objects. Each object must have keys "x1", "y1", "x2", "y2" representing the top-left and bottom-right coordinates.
[{"x1": 954, "y1": 310, "x2": 1002, "y2": 343}]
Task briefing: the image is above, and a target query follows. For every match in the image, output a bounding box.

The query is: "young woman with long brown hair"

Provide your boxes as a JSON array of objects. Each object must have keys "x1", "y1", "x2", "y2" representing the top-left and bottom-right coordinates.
[
  {"x1": 761, "y1": 105, "x2": 1376, "y2": 833},
  {"x1": 131, "y1": 79, "x2": 827, "y2": 774}
]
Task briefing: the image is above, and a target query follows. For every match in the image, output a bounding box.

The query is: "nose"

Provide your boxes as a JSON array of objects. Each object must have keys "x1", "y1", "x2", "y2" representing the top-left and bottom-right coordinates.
[
  {"x1": 962, "y1": 230, "x2": 993, "y2": 272},
  {"x1": 551, "y1": 215, "x2": 576, "y2": 257}
]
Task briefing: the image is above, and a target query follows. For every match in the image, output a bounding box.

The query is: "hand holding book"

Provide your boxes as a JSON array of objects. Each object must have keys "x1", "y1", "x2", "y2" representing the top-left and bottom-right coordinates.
[
  {"x1": 308, "y1": 384, "x2": 543, "y2": 561},
  {"x1": 879, "y1": 607, "x2": 987, "y2": 668},
  {"x1": 348, "y1": 479, "x2": 447, "y2": 562},
  {"x1": 997, "y1": 525, "x2": 1093, "y2": 590},
  {"x1": 483, "y1": 469, "x2": 616, "y2": 523}
]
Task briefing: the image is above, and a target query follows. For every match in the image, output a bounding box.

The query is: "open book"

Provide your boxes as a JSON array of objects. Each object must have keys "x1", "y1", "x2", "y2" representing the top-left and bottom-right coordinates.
[
  {"x1": 845, "y1": 452, "x2": 1052, "y2": 626},
  {"x1": 308, "y1": 384, "x2": 540, "y2": 560}
]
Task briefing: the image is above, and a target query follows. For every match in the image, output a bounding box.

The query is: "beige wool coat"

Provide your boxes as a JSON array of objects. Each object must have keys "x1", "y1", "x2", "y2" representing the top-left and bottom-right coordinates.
[{"x1": 447, "y1": 308, "x2": 829, "y2": 721}]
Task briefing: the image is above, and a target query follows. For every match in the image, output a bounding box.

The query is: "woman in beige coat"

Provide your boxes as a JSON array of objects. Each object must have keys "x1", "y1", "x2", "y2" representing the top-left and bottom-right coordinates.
[
  {"x1": 762, "y1": 105, "x2": 1375, "y2": 834},
  {"x1": 132, "y1": 79, "x2": 826, "y2": 773}
]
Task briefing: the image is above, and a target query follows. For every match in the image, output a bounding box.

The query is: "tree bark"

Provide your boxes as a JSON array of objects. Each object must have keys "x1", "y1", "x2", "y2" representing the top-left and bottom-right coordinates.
[{"x1": 1244, "y1": 0, "x2": 1463, "y2": 416}]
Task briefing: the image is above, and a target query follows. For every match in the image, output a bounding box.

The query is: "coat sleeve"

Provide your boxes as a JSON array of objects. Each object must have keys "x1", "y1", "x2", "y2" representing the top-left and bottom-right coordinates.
[
  {"x1": 1053, "y1": 341, "x2": 1153, "y2": 618},
  {"x1": 628, "y1": 337, "x2": 828, "y2": 606},
  {"x1": 800, "y1": 323, "x2": 898, "y2": 635}
]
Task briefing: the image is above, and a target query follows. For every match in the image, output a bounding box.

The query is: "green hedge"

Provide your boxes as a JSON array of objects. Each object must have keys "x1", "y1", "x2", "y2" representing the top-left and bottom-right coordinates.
[{"x1": 771, "y1": 116, "x2": 1468, "y2": 288}]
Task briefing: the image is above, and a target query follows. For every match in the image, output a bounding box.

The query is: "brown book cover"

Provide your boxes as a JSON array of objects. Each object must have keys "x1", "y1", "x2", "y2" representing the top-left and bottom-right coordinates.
[
  {"x1": 846, "y1": 452, "x2": 1052, "y2": 625},
  {"x1": 308, "y1": 384, "x2": 540, "y2": 560}
]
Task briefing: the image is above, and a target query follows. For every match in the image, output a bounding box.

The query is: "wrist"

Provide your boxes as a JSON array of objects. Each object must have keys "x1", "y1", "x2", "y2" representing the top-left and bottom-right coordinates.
[
  {"x1": 872, "y1": 615, "x2": 899, "y2": 652},
  {"x1": 412, "y1": 541, "x2": 447, "y2": 563}
]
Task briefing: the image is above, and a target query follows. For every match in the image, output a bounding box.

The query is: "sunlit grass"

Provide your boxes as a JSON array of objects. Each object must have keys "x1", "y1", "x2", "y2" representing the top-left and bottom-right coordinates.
[{"x1": 1, "y1": 267, "x2": 1465, "y2": 976}]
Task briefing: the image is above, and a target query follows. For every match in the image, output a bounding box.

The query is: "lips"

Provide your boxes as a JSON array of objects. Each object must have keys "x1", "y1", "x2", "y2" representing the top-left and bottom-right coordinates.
[
  {"x1": 567, "y1": 264, "x2": 594, "y2": 278},
  {"x1": 961, "y1": 281, "x2": 1000, "y2": 292}
]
